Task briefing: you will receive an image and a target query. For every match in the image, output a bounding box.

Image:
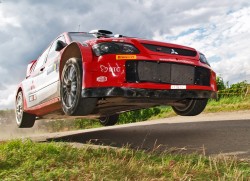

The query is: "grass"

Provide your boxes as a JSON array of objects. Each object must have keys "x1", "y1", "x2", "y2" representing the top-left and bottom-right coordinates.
[
  {"x1": 0, "y1": 140, "x2": 249, "y2": 180},
  {"x1": 205, "y1": 96, "x2": 250, "y2": 112}
]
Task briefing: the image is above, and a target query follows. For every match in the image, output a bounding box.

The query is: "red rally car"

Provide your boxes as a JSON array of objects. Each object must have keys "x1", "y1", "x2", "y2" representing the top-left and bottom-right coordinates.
[{"x1": 15, "y1": 30, "x2": 217, "y2": 128}]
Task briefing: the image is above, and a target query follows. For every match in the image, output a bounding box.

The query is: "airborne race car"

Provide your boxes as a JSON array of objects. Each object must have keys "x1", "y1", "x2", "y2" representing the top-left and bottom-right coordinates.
[{"x1": 15, "y1": 30, "x2": 217, "y2": 128}]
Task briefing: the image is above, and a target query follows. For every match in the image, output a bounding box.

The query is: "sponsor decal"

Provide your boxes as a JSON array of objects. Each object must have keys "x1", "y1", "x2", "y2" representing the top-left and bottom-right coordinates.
[
  {"x1": 116, "y1": 55, "x2": 136, "y2": 60},
  {"x1": 29, "y1": 94, "x2": 37, "y2": 102},
  {"x1": 170, "y1": 85, "x2": 187, "y2": 89},
  {"x1": 100, "y1": 63, "x2": 121, "y2": 73},
  {"x1": 96, "y1": 76, "x2": 107, "y2": 82}
]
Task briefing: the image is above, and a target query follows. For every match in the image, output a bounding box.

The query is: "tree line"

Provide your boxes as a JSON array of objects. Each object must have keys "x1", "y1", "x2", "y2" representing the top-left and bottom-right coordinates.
[{"x1": 216, "y1": 76, "x2": 249, "y2": 98}]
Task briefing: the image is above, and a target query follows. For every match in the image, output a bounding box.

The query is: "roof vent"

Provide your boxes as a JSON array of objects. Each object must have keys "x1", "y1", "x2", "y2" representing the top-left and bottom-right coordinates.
[{"x1": 89, "y1": 29, "x2": 113, "y2": 38}]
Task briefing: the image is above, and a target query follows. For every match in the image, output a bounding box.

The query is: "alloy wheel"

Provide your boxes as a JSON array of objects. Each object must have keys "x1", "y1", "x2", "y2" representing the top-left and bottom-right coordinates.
[{"x1": 62, "y1": 64, "x2": 78, "y2": 108}]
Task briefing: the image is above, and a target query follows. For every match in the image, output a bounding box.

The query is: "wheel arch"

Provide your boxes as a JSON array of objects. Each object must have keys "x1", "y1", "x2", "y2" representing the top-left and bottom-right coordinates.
[
  {"x1": 15, "y1": 85, "x2": 28, "y2": 112},
  {"x1": 59, "y1": 42, "x2": 83, "y2": 80},
  {"x1": 16, "y1": 87, "x2": 23, "y2": 98}
]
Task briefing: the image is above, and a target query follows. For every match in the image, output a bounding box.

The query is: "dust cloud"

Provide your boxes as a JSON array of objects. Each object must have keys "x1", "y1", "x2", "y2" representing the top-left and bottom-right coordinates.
[{"x1": 0, "y1": 110, "x2": 58, "y2": 141}]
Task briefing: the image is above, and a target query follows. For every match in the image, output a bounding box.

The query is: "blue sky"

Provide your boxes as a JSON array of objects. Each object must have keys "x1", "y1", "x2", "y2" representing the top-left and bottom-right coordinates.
[{"x1": 0, "y1": 0, "x2": 250, "y2": 109}]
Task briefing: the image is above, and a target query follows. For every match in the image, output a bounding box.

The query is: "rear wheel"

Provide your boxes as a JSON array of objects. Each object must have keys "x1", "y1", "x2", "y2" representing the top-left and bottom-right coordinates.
[
  {"x1": 61, "y1": 58, "x2": 97, "y2": 116},
  {"x1": 99, "y1": 114, "x2": 119, "y2": 126},
  {"x1": 15, "y1": 91, "x2": 36, "y2": 128},
  {"x1": 172, "y1": 98, "x2": 208, "y2": 116}
]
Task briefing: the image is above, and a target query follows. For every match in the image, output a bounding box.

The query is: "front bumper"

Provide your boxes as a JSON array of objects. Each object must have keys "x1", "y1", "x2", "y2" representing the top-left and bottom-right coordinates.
[{"x1": 82, "y1": 87, "x2": 218, "y2": 99}]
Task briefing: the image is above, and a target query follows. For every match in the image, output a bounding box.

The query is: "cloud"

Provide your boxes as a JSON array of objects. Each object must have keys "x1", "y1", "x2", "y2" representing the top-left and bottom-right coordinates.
[
  {"x1": 153, "y1": 6, "x2": 250, "y2": 84},
  {"x1": 0, "y1": 83, "x2": 6, "y2": 90},
  {"x1": 0, "y1": 0, "x2": 249, "y2": 109},
  {"x1": 0, "y1": 10, "x2": 20, "y2": 28},
  {"x1": 0, "y1": 85, "x2": 16, "y2": 109}
]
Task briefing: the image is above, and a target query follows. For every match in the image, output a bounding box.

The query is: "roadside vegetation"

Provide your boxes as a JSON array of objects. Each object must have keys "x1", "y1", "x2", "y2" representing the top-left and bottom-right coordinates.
[{"x1": 0, "y1": 140, "x2": 249, "y2": 180}]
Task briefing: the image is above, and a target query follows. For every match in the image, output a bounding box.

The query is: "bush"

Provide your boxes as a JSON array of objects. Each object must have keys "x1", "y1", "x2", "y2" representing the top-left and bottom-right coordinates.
[
  {"x1": 218, "y1": 81, "x2": 248, "y2": 98},
  {"x1": 74, "y1": 119, "x2": 100, "y2": 129},
  {"x1": 119, "y1": 107, "x2": 161, "y2": 124}
]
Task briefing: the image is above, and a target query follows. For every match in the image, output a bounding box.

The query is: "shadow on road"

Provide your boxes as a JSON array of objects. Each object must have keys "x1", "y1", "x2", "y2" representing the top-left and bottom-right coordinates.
[{"x1": 47, "y1": 119, "x2": 250, "y2": 158}]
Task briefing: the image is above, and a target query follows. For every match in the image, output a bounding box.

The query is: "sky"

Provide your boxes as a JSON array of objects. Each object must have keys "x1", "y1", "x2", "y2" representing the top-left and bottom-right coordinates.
[{"x1": 0, "y1": 0, "x2": 250, "y2": 109}]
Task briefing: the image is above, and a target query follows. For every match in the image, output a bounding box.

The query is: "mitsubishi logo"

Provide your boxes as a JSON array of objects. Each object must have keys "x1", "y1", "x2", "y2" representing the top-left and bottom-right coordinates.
[{"x1": 171, "y1": 49, "x2": 178, "y2": 54}]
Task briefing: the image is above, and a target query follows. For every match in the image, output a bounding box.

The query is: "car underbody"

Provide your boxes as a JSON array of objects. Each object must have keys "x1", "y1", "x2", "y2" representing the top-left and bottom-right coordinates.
[{"x1": 40, "y1": 87, "x2": 216, "y2": 120}]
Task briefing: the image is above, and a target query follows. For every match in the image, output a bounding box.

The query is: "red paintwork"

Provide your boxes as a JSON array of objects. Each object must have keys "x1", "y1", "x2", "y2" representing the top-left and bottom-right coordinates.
[
  {"x1": 82, "y1": 53, "x2": 215, "y2": 90},
  {"x1": 16, "y1": 31, "x2": 217, "y2": 117},
  {"x1": 25, "y1": 97, "x2": 61, "y2": 116}
]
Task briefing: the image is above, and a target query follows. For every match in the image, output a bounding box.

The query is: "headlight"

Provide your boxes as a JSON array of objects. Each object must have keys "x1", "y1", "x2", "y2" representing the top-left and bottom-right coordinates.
[
  {"x1": 92, "y1": 42, "x2": 140, "y2": 56},
  {"x1": 199, "y1": 52, "x2": 210, "y2": 66}
]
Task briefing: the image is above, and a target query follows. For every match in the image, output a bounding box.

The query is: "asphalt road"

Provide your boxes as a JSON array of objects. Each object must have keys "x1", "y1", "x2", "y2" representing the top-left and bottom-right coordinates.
[{"x1": 30, "y1": 110, "x2": 250, "y2": 160}]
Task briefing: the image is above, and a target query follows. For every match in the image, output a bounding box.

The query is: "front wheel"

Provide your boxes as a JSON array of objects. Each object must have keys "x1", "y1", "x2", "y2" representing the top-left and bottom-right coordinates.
[
  {"x1": 15, "y1": 91, "x2": 36, "y2": 128},
  {"x1": 172, "y1": 98, "x2": 208, "y2": 116},
  {"x1": 99, "y1": 114, "x2": 119, "y2": 126},
  {"x1": 60, "y1": 58, "x2": 97, "y2": 116}
]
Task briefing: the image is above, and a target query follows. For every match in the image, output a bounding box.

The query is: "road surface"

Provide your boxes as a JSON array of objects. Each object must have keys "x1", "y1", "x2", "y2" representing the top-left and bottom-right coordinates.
[{"x1": 27, "y1": 110, "x2": 250, "y2": 160}]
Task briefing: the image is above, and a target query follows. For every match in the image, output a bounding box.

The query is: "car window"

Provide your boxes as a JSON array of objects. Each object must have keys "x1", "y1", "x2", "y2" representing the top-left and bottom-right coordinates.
[
  {"x1": 30, "y1": 61, "x2": 37, "y2": 73},
  {"x1": 33, "y1": 47, "x2": 50, "y2": 72},
  {"x1": 69, "y1": 32, "x2": 96, "y2": 42},
  {"x1": 47, "y1": 36, "x2": 66, "y2": 63}
]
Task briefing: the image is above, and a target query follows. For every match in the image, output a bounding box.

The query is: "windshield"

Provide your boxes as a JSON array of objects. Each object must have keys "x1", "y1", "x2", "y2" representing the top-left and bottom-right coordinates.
[{"x1": 69, "y1": 32, "x2": 96, "y2": 42}]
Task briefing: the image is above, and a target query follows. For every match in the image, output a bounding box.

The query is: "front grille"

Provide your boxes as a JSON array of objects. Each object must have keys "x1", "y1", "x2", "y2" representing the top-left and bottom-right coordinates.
[
  {"x1": 143, "y1": 43, "x2": 197, "y2": 57},
  {"x1": 126, "y1": 61, "x2": 210, "y2": 86}
]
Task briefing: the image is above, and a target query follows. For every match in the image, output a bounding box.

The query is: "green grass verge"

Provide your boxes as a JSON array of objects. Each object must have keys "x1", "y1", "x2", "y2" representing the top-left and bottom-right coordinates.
[
  {"x1": 0, "y1": 140, "x2": 249, "y2": 180},
  {"x1": 205, "y1": 96, "x2": 250, "y2": 112}
]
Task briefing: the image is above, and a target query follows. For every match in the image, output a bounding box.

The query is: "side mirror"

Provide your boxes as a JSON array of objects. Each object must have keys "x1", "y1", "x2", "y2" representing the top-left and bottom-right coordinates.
[
  {"x1": 55, "y1": 40, "x2": 67, "y2": 51},
  {"x1": 26, "y1": 60, "x2": 37, "y2": 78}
]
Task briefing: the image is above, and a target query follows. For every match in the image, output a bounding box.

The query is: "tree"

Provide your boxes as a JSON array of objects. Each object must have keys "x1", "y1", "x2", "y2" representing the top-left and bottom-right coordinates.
[{"x1": 216, "y1": 76, "x2": 226, "y2": 90}]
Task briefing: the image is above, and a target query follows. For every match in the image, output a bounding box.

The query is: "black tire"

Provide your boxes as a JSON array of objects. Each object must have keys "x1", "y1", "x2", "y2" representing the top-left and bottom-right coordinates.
[
  {"x1": 99, "y1": 114, "x2": 119, "y2": 126},
  {"x1": 172, "y1": 98, "x2": 208, "y2": 116},
  {"x1": 15, "y1": 91, "x2": 36, "y2": 128},
  {"x1": 60, "y1": 57, "x2": 97, "y2": 116}
]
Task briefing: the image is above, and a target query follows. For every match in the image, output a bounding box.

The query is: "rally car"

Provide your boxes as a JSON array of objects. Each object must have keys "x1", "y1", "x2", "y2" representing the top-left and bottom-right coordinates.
[{"x1": 15, "y1": 30, "x2": 217, "y2": 128}]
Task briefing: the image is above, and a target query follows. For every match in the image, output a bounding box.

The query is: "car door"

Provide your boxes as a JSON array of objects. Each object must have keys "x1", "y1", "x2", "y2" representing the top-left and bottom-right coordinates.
[
  {"x1": 23, "y1": 46, "x2": 50, "y2": 108},
  {"x1": 41, "y1": 35, "x2": 67, "y2": 102}
]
